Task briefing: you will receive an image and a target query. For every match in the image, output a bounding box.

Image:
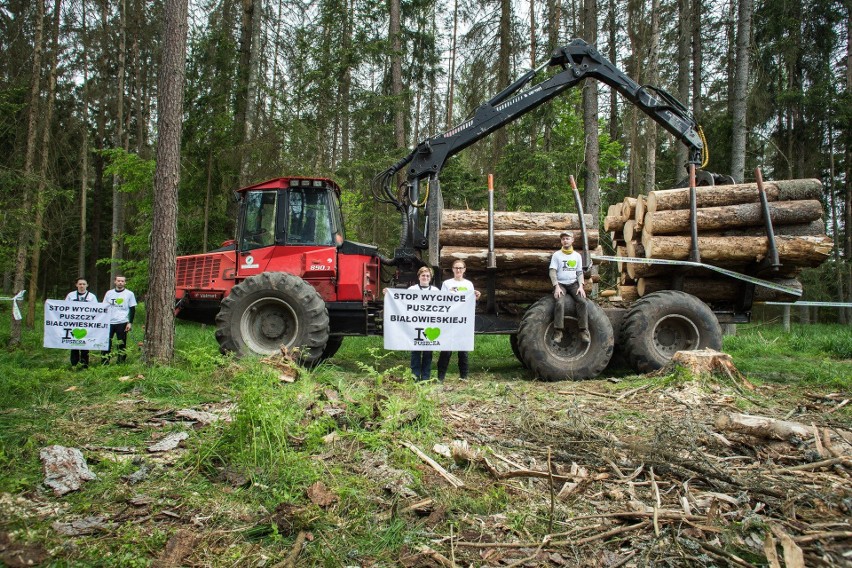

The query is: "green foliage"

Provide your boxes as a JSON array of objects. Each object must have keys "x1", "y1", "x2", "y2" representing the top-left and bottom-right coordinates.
[
  {"x1": 99, "y1": 149, "x2": 156, "y2": 295},
  {"x1": 496, "y1": 96, "x2": 625, "y2": 212}
]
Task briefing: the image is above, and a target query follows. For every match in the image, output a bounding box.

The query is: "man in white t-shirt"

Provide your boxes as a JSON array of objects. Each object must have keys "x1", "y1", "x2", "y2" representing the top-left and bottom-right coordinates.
[
  {"x1": 549, "y1": 232, "x2": 589, "y2": 344},
  {"x1": 102, "y1": 275, "x2": 137, "y2": 364},
  {"x1": 436, "y1": 260, "x2": 480, "y2": 381},
  {"x1": 65, "y1": 277, "x2": 99, "y2": 368}
]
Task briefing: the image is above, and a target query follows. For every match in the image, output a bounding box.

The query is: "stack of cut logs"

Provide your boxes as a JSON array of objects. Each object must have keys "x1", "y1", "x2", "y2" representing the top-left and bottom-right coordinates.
[
  {"x1": 438, "y1": 210, "x2": 601, "y2": 308},
  {"x1": 604, "y1": 179, "x2": 833, "y2": 304}
]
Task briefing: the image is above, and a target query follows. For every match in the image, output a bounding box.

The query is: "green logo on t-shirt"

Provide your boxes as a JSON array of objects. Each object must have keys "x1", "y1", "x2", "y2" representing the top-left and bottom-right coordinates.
[
  {"x1": 567, "y1": 260, "x2": 577, "y2": 268},
  {"x1": 115, "y1": 298, "x2": 124, "y2": 305}
]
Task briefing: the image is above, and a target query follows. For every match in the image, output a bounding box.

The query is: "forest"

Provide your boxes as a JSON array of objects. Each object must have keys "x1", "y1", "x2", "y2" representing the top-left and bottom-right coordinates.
[{"x1": 0, "y1": 0, "x2": 850, "y2": 327}]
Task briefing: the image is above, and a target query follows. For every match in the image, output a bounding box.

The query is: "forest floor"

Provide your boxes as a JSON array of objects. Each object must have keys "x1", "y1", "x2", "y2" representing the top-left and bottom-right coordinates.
[{"x1": 1, "y1": 324, "x2": 851, "y2": 567}]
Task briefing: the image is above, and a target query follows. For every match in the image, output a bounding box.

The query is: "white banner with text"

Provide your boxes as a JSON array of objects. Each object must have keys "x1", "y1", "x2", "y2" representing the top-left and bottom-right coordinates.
[
  {"x1": 43, "y1": 300, "x2": 110, "y2": 350},
  {"x1": 383, "y1": 289, "x2": 475, "y2": 351}
]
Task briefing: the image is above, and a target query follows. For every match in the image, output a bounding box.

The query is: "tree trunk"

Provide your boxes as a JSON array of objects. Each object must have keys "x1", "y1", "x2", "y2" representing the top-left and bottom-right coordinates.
[
  {"x1": 441, "y1": 246, "x2": 603, "y2": 270},
  {"x1": 620, "y1": 196, "x2": 638, "y2": 222},
  {"x1": 582, "y1": 0, "x2": 600, "y2": 220},
  {"x1": 691, "y1": 0, "x2": 703, "y2": 122},
  {"x1": 26, "y1": 0, "x2": 62, "y2": 328},
  {"x1": 675, "y1": 0, "x2": 691, "y2": 174},
  {"x1": 646, "y1": 179, "x2": 822, "y2": 212},
  {"x1": 390, "y1": 0, "x2": 404, "y2": 148},
  {"x1": 607, "y1": 0, "x2": 618, "y2": 149},
  {"x1": 643, "y1": 220, "x2": 824, "y2": 238},
  {"x1": 730, "y1": 0, "x2": 752, "y2": 182},
  {"x1": 604, "y1": 203, "x2": 626, "y2": 232},
  {"x1": 846, "y1": 12, "x2": 852, "y2": 322},
  {"x1": 641, "y1": 234, "x2": 834, "y2": 267},
  {"x1": 234, "y1": 0, "x2": 253, "y2": 183},
  {"x1": 132, "y1": 0, "x2": 145, "y2": 154},
  {"x1": 493, "y1": 0, "x2": 512, "y2": 209},
  {"x1": 442, "y1": 210, "x2": 594, "y2": 231},
  {"x1": 643, "y1": 0, "x2": 659, "y2": 193},
  {"x1": 145, "y1": 0, "x2": 189, "y2": 365},
  {"x1": 626, "y1": 0, "x2": 644, "y2": 195},
  {"x1": 89, "y1": 98, "x2": 106, "y2": 295},
  {"x1": 77, "y1": 0, "x2": 90, "y2": 278},
  {"x1": 9, "y1": 0, "x2": 45, "y2": 346},
  {"x1": 446, "y1": 0, "x2": 458, "y2": 128},
  {"x1": 339, "y1": 0, "x2": 353, "y2": 162},
  {"x1": 643, "y1": 200, "x2": 824, "y2": 235},
  {"x1": 637, "y1": 277, "x2": 802, "y2": 302},
  {"x1": 440, "y1": 229, "x2": 599, "y2": 249},
  {"x1": 110, "y1": 0, "x2": 127, "y2": 281}
]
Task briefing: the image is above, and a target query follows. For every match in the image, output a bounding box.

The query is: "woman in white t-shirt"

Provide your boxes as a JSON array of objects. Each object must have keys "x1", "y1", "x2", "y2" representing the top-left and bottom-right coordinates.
[{"x1": 408, "y1": 266, "x2": 439, "y2": 381}]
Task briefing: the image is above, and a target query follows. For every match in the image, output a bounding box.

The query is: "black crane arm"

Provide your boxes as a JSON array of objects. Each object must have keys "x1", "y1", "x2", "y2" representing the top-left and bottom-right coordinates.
[
  {"x1": 373, "y1": 38, "x2": 714, "y2": 268},
  {"x1": 376, "y1": 39, "x2": 705, "y2": 194}
]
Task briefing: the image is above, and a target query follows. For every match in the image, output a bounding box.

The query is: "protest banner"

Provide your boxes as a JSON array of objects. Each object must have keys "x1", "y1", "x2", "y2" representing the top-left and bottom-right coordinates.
[
  {"x1": 43, "y1": 300, "x2": 110, "y2": 350},
  {"x1": 383, "y1": 288, "x2": 475, "y2": 351}
]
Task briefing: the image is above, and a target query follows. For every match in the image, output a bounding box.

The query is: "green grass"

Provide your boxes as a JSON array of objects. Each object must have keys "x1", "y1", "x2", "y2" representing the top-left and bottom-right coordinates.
[
  {"x1": 723, "y1": 323, "x2": 852, "y2": 388},
  {"x1": 1, "y1": 306, "x2": 850, "y2": 565}
]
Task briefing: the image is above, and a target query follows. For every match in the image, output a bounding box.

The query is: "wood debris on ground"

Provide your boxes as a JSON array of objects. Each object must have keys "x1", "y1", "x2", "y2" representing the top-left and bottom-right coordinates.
[{"x1": 421, "y1": 373, "x2": 852, "y2": 566}]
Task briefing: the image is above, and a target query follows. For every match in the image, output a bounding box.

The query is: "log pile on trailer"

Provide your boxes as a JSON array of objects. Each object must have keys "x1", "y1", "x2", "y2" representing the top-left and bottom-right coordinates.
[
  {"x1": 439, "y1": 210, "x2": 600, "y2": 308},
  {"x1": 604, "y1": 178, "x2": 833, "y2": 306}
]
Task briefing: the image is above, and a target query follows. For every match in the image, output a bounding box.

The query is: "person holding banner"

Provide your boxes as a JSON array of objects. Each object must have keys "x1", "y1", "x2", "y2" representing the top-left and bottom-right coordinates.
[
  {"x1": 408, "y1": 266, "x2": 439, "y2": 382},
  {"x1": 550, "y1": 232, "x2": 589, "y2": 344},
  {"x1": 102, "y1": 275, "x2": 137, "y2": 364},
  {"x1": 64, "y1": 278, "x2": 99, "y2": 368},
  {"x1": 436, "y1": 260, "x2": 480, "y2": 381}
]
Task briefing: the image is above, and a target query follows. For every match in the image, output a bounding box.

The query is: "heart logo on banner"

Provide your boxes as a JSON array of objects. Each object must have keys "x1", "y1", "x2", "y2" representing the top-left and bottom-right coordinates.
[
  {"x1": 72, "y1": 329, "x2": 87, "y2": 339},
  {"x1": 424, "y1": 328, "x2": 441, "y2": 341}
]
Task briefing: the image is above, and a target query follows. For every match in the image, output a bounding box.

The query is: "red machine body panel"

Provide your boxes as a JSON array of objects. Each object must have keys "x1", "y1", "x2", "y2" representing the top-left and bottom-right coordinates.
[{"x1": 174, "y1": 176, "x2": 382, "y2": 327}]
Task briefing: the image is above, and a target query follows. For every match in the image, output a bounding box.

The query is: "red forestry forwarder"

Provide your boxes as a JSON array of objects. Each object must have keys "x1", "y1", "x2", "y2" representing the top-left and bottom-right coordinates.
[{"x1": 174, "y1": 39, "x2": 744, "y2": 380}]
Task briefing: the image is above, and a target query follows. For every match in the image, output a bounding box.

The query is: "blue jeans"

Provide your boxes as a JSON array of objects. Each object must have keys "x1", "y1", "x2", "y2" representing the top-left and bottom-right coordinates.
[{"x1": 410, "y1": 351, "x2": 433, "y2": 382}]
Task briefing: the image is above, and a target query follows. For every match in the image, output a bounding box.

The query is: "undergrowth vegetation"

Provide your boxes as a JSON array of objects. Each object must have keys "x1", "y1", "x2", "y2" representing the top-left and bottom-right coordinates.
[{"x1": 0, "y1": 306, "x2": 849, "y2": 565}]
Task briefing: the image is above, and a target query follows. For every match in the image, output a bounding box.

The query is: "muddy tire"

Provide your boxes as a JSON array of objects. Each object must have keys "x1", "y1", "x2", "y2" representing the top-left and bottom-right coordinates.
[
  {"x1": 620, "y1": 290, "x2": 722, "y2": 373},
  {"x1": 215, "y1": 272, "x2": 329, "y2": 364},
  {"x1": 509, "y1": 334, "x2": 527, "y2": 369},
  {"x1": 516, "y1": 296, "x2": 614, "y2": 381}
]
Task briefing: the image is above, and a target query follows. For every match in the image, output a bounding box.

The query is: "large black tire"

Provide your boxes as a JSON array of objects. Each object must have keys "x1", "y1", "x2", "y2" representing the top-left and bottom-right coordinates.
[
  {"x1": 508, "y1": 334, "x2": 528, "y2": 369},
  {"x1": 516, "y1": 296, "x2": 614, "y2": 381},
  {"x1": 215, "y1": 272, "x2": 330, "y2": 364},
  {"x1": 620, "y1": 290, "x2": 722, "y2": 373},
  {"x1": 318, "y1": 336, "x2": 344, "y2": 363}
]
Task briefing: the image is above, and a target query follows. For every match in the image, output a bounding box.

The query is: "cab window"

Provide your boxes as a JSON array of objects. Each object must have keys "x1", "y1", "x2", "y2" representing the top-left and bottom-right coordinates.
[
  {"x1": 241, "y1": 190, "x2": 277, "y2": 250},
  {"x1": 287, "y1": 188, "x2": 335, "y2": 246}
]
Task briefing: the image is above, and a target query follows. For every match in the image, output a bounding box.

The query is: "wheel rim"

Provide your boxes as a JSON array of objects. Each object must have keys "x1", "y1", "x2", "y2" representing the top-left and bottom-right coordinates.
[
  {"x1": 651, "y1": 314, "x2": 699, "y2": 358},
  {"x1": 239, "y1": 297, "x2": 299, "y2": 355},
  {"x1": 545, "y1": 317, "x2": 590, "y2": 361}
]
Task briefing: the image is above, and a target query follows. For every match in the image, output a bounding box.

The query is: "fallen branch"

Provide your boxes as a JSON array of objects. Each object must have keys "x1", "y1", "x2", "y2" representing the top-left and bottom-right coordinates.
[
  {"x1": 417, "y1": 545, "x2": 458, "y2": 567},
  {"x1": 504, "y1": 539, "x2": 548, "y2": 568},
  {"x1": 280, "y1": 531, "x2": 307, "y2": 568},
  {"x1": 401, "y1": 441, "x2": 464, "y2": 488},
  {"x1": 455, "y1": 521, "x2": 651, "y2": 549},
  {"x1": 569, "y1": 521, "x2": 651, "y2": 546},
  {"x1": 783, "y1": 456, "x2": 851, "y2": 472},
  {"x1": 687, "y1": 539, "x2": 753, "y2": 568},
  {"x1": 715, "y1": 412, "x2": 814, "y2": 441},
  {"x1": 791, "y1": 530, "x2": 852, "y2": 544},
  {"x1": 480, "y1": 457, "x2": 608, "y2": 484}
]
